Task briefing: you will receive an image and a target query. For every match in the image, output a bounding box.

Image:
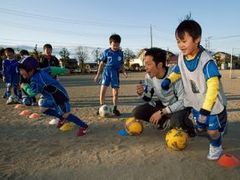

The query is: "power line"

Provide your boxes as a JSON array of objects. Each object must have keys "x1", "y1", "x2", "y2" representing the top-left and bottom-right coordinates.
[
  {"x1": 211, "y1": 35, "x2": 240, "y2": 40},
  {"x1": 0, "y1": 7, "x2": 148, "y2": 29}
]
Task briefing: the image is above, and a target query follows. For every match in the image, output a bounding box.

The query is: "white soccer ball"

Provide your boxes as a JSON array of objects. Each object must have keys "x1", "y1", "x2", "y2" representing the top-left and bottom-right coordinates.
[{"x1": 99, "y1": 104, "x2": 112, "y2": 117}]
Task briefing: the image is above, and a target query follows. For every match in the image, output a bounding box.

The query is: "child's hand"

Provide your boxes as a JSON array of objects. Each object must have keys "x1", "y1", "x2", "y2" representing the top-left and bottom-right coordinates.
[
  {"x1": 161, "y1": 78, "x2": 171, "y2": 90},
  {"x1": 20, "y1": 83, "x2": 25, "y2": 89},
  {"x1": 94, "y1": 75, "x2": 99, "y2": 83},
  {"x1": 123, "y1": 72, "x2": 128, "y2": 78}
]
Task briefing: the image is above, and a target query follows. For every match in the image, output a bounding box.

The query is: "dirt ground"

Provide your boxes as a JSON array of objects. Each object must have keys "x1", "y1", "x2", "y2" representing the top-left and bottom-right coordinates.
[{"x1": 0, "y1": 70, "x2": 240, "y2": 180}]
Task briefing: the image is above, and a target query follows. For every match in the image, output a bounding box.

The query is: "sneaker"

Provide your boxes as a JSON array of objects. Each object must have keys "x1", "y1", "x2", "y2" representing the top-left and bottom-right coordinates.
[
  {"x1": 113, "y1": 109, "x2": 121, "y2": 116},
  {"x1": 56, "y1": 119, "x2": 66, "y2": 128},
  {"x1": 49, "y1": 118, "x2": 60, "y2": 125},
  {"x1": 76, "y1": 126, "x2": 88, "y2": 136},
  {"x1": 207, "y1": 145, "x2": 223, "y2": 160}
]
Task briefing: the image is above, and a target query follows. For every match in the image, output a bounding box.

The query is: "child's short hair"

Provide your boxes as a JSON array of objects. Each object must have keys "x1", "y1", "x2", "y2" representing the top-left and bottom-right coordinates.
[
  {"x1": 175, "y1": 20, "x2": 202, "y2": 41},
  {"x1": 4, "y1": 47, "x2": 15, "y2": 54},
  {"x1": 109, "y1": 34, "x2": 121, "y2": 44},
  {"x1": 18, "y1": 57, "x2": 39, "y2": 72},
  {"x1": 43, "y1": 44, "x2": 53, "y2": 50},
  {"x1": 144, "y1": 48, "x2": 167, "y2": 67},
  {"x1": 20, "y1": 49, "x2": 29, "y2": 56}
]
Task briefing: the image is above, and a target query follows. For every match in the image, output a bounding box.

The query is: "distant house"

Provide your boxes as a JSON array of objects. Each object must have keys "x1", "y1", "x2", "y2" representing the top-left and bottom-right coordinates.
[
  {"x1": 127, "y1": 49, "x2": 145, "y2": 71},
  {"x1": 166, "y1": 51, "x2": 177, "y2": 65},
  {"x1": 127, "y1": 48, "x2": 178, "y2": 71},
  {"x1": 60, "y1": 58, "x2": 78, "y2": 70},
  {"x1": 84, "y1": 62, "x2": 98, "y2": 73},
  {"x1": 213, "y1": 52, "x2": 240, "y2": 69}
]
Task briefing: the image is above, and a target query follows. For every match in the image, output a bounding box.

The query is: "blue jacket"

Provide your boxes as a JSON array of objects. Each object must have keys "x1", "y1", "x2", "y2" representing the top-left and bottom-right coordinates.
[
  {"x1": 28, "y1": 68, "x2": 69, "y2": 104},
  {"x1": 2, "y1": 59, "x2": 20, "y2": 83}
]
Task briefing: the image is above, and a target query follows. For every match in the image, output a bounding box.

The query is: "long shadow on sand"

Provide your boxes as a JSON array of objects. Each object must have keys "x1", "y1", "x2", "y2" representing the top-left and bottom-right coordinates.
[{"x1": 71, "y1": 95, "x2": 143, "y2": 108}]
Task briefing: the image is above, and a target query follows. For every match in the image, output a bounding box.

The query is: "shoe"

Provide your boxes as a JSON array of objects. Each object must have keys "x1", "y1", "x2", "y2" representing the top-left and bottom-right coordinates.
[
  {"x1": 113, "y1": 109, "x2": 121, "y2": 116},
  {"x1": 76, "y1": 126, "x2": 88, "y2": 136},
  {"x1": 49, "y1": 118, "x2": 60, "y2": 125},
  {"x1": 56, "y1": 119, "x2": 66, "y2": 128},
  {"x1": 207, "y1": 145, "x2": 223, "y2": 160},
  {"x1": 2, "y1": 92, "x2": 10, "y2": 99}
]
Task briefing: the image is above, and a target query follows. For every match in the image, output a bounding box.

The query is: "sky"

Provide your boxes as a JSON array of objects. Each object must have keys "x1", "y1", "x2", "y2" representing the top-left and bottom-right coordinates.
[{"x1": 0, "y1": 0, "x2": 240, "y2": 55}]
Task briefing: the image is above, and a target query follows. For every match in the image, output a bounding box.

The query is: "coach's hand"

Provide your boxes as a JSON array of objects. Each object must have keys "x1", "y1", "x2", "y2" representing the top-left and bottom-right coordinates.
[{"x1": 150, "y1": 110, "x2": 162, "y2": 125}]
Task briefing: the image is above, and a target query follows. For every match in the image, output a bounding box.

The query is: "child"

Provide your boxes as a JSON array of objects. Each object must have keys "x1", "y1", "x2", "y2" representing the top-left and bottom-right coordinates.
[
  {"x1": 39, "y1": 44, "x2": 60, "y2": 69},
  {"x1": 19, "y1": 56, "x2": 88, "y2": 136},
  {"x1": 39, "y1": 44, "x2": 60, "y2": 79},
  {"x1": 94, "y1": 34, "x2": 127, "y2": 116},
  {"x1": 2, "y1": 48, "x2": 21, "y2": 101},
  {"x1": 19, "y1": 49, "x2": 37, "y2": 106},
  {"x1": 161, "y1": 19, "x2": 227, "y2": 160}
]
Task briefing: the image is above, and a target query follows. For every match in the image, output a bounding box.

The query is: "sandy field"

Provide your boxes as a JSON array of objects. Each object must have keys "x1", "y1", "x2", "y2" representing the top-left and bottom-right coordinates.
[{"x1": 0, "y1": 70, "x2": 240, "y2": 180}]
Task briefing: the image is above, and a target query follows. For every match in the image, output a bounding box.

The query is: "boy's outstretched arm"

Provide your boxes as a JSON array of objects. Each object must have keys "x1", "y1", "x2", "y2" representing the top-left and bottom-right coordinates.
[
  {"x1": 120, "y1": 64, "x2": 128, "y2": 78},
  {"x1": 161, "y1": 65, "x2": 181, "y2": 90},
  {"x1": 198, "y1": 60, "x2": 222, "y2": 123},
  {"x1": 94, "y1": 61, "x2": 104, "y2": 83},
  {"x1": 41, "y1": 66, "x2": 68, "y2": 76},
  {"x1": 21, "y1": 83, "x2": 38, "y2": 97},
  {"x1": 200, "y1": 76, "x2": 219, "y2": 116},
  {"x1": 50, "y1": 66, "x2": 68, "y2": 76}
]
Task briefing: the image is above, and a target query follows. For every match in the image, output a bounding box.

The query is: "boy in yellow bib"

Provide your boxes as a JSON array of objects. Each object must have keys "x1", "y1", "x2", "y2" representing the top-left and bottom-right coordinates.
[{"x1": 161, "y1": 19, "x2": 227, "y2": 160}]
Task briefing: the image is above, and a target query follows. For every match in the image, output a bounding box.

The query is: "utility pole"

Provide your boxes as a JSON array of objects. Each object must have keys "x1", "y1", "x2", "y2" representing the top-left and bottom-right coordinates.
[
  {"x1": 150, "y1": 24, "x2": 153, "y2": 48},
  {"x1": 205, "y1": 36, "x2": 212, "y2": 51}
]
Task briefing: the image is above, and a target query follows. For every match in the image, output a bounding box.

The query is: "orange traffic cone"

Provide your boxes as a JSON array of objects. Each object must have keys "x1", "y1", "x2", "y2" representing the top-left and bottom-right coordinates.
[
  {"x1": 19, "y1": 109, "x2": 32, "y2": 116},
  {"x1": 15, "y1": 104, "x2": 24, "y2": 109},
  {"x1": 29, "y1": 113, "x2": 40, "y2": 119},
  {"x1": 218, "y1": 153, "x2": 240, "y2": 168}
]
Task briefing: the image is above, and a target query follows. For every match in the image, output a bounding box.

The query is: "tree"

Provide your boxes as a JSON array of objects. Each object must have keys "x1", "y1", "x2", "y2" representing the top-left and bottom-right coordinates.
[
  {"x1": 76, "y1": 46, "x2": 88, "y2": 72},
  {"x1": 124, "y1": 48, "x2": 136, "y2": 68},
  {"x1": 59, "y1": 47, "x2": 70, "y2": 67},
  {"x1": 31, "y1": 44, "x2": 41, "y2": 61},
  {"x1": 92, "y1": 48, "x2": 102, "y2": 63}
]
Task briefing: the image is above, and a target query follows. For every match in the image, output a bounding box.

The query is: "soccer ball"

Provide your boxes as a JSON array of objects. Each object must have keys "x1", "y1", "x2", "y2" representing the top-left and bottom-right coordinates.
[
  {"x1": 125, "y1": 117, "x2": 143, "y2": 135},
  {"x1": 165, "y1": 128, "x2": 189, "y2": 151},
  {"x1": 99, "y1": 104, "x2": 112, "y2": 117}
]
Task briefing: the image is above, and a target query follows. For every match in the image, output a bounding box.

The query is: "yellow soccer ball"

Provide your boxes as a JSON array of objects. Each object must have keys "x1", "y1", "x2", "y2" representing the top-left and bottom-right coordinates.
[
  {"x1": 125, "y1": 117, "x2": 143, "y2": 135},
  {"x1": 165, "y1": 128, "x2": 188, "y2": 151},
  {"x1": 60, "y1": 123, "x2": 74, "y2": 132}
]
